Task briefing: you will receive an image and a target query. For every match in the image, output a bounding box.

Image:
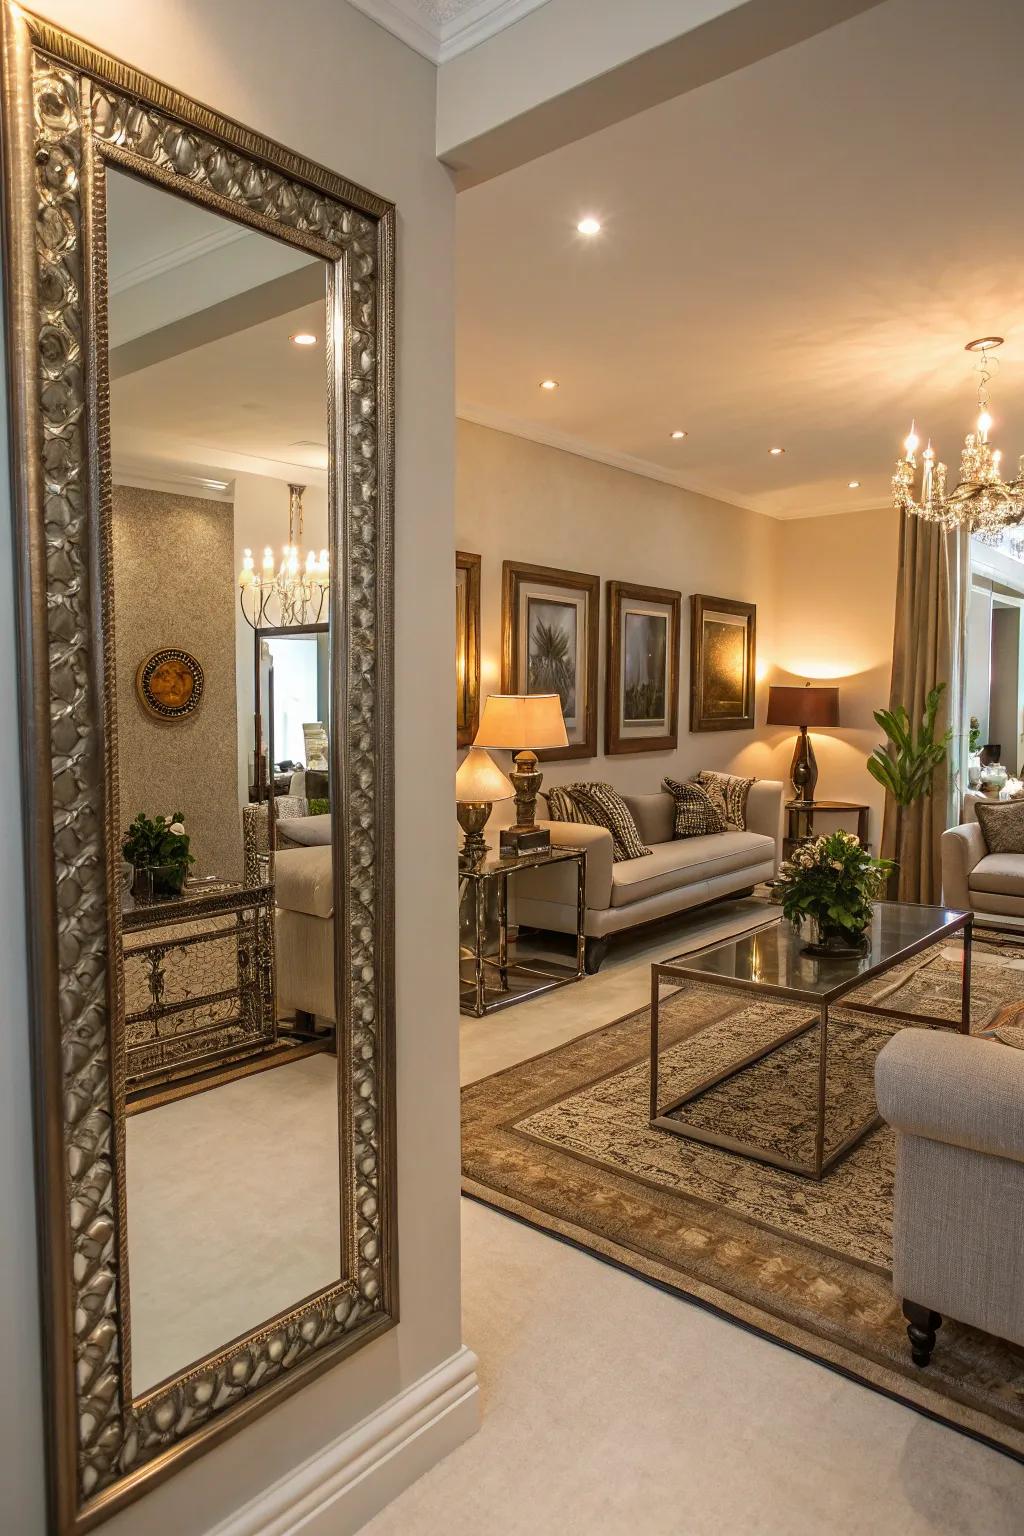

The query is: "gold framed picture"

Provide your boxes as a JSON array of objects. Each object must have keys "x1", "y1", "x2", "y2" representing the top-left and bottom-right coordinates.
[
  {"x1": 501, "y1": 560, "x2": 599, "y2": 760},
  {"x1": 690, "y1": 595, "x2": 756, "y2": 731},
  {"x1": 135, "y1": 647, "x2": 204, "y2": 721},
  {"x1": 456, "y1": 550, "x2": 481, "y2": 747},
  {"x1": 606, "y1": 582, "x2": 681, "y2": 754}
]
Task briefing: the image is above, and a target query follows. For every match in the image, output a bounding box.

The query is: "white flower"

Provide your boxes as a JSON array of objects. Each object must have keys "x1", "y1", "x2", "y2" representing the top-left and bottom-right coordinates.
[
  {"x1": 164, "y1": 815, "x2": 173, "y2": 825},
  {"x1": 169, "y1": 821, "x2": 185, "y2": 836},
  {"x1": 831, "y1": 859, "x2": 843, "y2": 871}
]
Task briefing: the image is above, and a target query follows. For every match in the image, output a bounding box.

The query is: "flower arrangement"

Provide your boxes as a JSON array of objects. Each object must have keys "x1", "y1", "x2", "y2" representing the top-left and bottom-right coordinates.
[
  {"x1": 122, "y1": 811, "x2": 194, "y2": 898},
  {"x1": 772, "y1": 829, "x2": 894, "y2": 955}
]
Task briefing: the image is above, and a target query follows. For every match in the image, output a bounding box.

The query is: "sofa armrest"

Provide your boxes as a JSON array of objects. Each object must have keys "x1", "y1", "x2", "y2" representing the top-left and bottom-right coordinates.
[
  {"x1": 745, "y1": 780, "x2": 783, "y2": 863},
  {"x1": 538, "y1": 820, "x2": 614, "y2": 910},
  {"x1": 941, "y1": 821, "x2": 986, "y2": 909},
  {"x1": 875, "y1": 1030, "x2": 1024, "y2": 1164}
]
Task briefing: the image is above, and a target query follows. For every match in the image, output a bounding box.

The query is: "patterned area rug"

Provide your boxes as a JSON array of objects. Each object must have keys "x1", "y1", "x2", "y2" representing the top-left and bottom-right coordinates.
[{"x1": 462, "y1": 934, "x2": 1024, "y2": 1457}]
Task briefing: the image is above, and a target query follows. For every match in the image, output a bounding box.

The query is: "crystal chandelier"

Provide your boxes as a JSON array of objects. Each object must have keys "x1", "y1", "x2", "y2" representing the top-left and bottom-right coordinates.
[
  {"x1": 237, "y1": 482, "x2": 329, "y2": 628},
  {"x1": 892, "y1": 337, "x2": 1024, "y2": 541}
]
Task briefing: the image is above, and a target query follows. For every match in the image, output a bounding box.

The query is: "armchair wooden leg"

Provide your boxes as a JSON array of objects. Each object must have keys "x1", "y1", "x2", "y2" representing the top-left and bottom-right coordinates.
[{"x1": 903, "y1": 1299, "x2": 942, "y2": 1367}]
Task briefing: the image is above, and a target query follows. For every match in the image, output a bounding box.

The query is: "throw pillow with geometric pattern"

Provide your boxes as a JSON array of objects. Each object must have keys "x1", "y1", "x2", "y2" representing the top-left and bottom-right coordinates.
[
  {"x1": 549, "y1": 781, "x2": 651, "y2": 861},
  {"x1": 975, "y1": 797, "x2": 1024, "y2": 855},
  {"x1": 694, "y1": 769, "x2": 756, "y2": 830},
  {"x1": 662, "y1": 778, "x2": 727, "y2": 839},
  {"x1": 545, "y1": 785, "x2": 588, "y2": 825}
]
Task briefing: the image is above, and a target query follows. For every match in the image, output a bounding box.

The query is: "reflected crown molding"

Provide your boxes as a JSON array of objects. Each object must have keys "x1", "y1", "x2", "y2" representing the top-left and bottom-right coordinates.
[
  {"x1": 110, "y1": 223, "x2": 249, "y2": 294},
  {"x1": 347, "y1": 0, "x2": 551, "y2": 63}
]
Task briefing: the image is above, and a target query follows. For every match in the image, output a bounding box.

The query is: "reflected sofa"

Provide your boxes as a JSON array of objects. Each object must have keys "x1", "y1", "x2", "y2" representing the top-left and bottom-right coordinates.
[
  {"x1": 511, "y1": 779, "x2": 783, "y2": 972},
  {"x1": 940, "y1": 790, "x2": 1024, "y2": 929},
  {"x1": 273, "y1": 843, "x2": 335, "y2": 1026}
]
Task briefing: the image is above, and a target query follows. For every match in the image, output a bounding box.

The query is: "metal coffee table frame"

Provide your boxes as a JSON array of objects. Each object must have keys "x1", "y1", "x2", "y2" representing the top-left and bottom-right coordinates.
[{"x1": 649, "y1": 907, "x2": 973, "y2": 1180}]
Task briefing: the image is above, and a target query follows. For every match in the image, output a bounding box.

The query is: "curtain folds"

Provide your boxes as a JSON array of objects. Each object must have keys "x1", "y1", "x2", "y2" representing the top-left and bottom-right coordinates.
[{"x1": 881, "y1": 514, "x2": 968, "y2": 903}]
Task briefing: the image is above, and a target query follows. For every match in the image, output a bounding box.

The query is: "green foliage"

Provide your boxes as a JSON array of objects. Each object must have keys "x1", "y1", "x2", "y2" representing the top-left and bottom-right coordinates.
[
  {"x1": 772, "y1": 829, "x2": 894, "y2": 936},
  {"x1": 307, "y1": 796, "x2": 330, "y2": 816},
  {"x1": 969, "y1": 715, "x2": 981, "y2": 753},
  {"x1": 866, "y1": 683, "x2": 951, "y2": 808},
  {"x1": 122, "y1": 811, "x2": 194, "y2": 872}
]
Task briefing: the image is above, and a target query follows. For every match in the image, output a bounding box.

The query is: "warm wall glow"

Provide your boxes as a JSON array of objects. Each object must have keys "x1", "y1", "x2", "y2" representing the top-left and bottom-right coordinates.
[{"x1": 480, "y1": 652, "x2": 501, "y2": 688}]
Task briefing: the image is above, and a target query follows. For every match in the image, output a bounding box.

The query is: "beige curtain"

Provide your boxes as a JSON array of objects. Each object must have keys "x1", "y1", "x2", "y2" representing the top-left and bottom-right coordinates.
[{"x1": 881, "y1": 513, "x2": 967, "y2": 903}]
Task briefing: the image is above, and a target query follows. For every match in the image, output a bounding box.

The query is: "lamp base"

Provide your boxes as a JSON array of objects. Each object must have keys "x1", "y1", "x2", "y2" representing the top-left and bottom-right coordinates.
[
  {"x1": 499, "y1": 824, "x2": 551, "y2": 856},
  {"x1": 790, "y1": 726, "x2": 819, "y2": 803}
]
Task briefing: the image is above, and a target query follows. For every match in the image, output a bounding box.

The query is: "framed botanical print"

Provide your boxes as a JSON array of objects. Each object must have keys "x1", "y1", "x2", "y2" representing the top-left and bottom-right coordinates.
[
  {"x1": 605, "y1": 582, "x2": 681, "y2": 754},
  {"x1": 501, "y1": 560, "x2": 599, "y2": 759},
  {"x1": 690, "y1": 594, "x2": 756, "y2": 731},
  {"x1": 456, "y1": 550, "x2": 481, "y2": 747}
]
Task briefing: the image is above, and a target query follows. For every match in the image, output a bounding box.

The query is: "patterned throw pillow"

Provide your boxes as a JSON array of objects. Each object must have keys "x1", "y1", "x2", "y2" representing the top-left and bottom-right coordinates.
[
  {"x1": 662, "y1": 778, "x2": 727, "y2": 839},
  {"x1": 694, "y1": 769, "x2": 755, "y2": 830},
  {"x1": 975, "y1": 797, "x2": 1024, "y2": 854},
  {"x1": 547, "y1": 782, "x2": 651, "y2": 862}
]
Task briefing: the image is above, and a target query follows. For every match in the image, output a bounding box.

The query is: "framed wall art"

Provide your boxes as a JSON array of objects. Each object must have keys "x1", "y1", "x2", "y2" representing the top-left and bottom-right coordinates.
[
  {"x1": 605, "y1": 582, "x2": 681, "y2": 754},
  {"x1": 456, "y1": 550, "x2": 481, "y2": 747},
  {"x1": 135, "y1": 647, "x2": 204, "y2": 721},
  {"x1": 501, "y1": 560, "x2": 599, "y2": 760},
  {"x1": 690, "y1": 594, "x2": 756, "y2": 731}
]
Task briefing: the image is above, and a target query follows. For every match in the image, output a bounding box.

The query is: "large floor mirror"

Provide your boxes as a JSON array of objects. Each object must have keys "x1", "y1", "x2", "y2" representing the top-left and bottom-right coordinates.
[{"x1": 2, "y1": 8, "x2": 396, "y2": 1531}]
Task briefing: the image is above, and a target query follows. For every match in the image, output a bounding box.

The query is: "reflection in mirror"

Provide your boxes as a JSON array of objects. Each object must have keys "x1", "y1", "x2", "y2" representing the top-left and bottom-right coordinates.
[{"x1": 106, "y1": 167, "x2": 342, "y2": 1395}]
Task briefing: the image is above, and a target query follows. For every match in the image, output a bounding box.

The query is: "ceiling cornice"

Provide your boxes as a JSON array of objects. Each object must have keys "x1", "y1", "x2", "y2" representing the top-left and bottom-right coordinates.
[
  {"x1": 110, "y1": 225, "x2": 249, "y2": 295},
  {"x1": 346, "y1": 0, "x2": 550, "y2": 64}
]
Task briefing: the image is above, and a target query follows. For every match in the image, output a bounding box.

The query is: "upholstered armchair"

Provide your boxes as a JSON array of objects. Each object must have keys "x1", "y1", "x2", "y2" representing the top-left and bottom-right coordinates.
[
  {"x1": 940, "y1": 792, "x2": 1024, "y2": 928},
  {"x1": 875, "y1": 1030, "x2": 1024, "y2": 1366}
]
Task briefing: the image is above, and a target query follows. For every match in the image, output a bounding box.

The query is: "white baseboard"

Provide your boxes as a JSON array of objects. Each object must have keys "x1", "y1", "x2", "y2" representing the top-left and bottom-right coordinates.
[{"x1": 208, "y1": 1346, "x2": 480, "y2": 1536}]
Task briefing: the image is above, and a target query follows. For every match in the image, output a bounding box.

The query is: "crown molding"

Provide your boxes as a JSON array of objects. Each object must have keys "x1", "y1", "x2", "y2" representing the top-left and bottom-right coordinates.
[
  {"x1": 110, "y1": 225, "x2": 249, "y2": 295},
  {"x1": 346, "y1": 0, "x2": 550, "y2": 64}
]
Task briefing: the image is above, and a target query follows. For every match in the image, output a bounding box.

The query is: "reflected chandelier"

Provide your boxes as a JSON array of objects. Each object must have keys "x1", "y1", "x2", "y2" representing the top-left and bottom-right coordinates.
[
  {"x1": 892, "y1": 336, "x2": 1024, "y2": 542},
  {"x1": 237, "y1": 482, "x2": 329, "y2": 629}
]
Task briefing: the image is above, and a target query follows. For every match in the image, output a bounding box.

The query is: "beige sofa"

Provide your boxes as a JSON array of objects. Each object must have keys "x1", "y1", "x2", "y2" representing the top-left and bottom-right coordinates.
[
  {"x1": 514, "y1": 780, "x2": 783, "y2": 971},
  {"x1": 940, "y1": 791, "x2": 1024, "y2": 929},
  {"x1": 875, "y1": 1029, "x2": 1024, "y2": 1366},
  {"x1": 274, "y1": 844, "x2": 336, "y2": 1025}
]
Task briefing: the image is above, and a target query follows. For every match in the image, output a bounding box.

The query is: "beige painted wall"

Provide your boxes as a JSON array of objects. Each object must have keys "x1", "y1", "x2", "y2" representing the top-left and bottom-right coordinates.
[
  {"x1": 456, "y1": 419, "x2": 780, "y2": 799},
  {"x1": 113, "y1": 485, "x2": 241, "y2": 881},
  {"x1": 1, "y1": 3, "x2": 462, "y2": 1534},
  {"x1": 457, "y1": 422, "x2": 898, "y2": 848}
]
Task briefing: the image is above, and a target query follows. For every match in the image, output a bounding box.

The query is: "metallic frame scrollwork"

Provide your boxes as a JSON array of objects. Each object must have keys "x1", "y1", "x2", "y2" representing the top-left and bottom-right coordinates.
[{"x1": 0, "y1": 7, "x2": 397, "y2": 1532}]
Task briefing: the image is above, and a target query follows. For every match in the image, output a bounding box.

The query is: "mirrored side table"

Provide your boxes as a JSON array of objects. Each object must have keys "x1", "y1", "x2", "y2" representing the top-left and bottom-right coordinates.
[{"x1": 459, "y1": 844, "x2": 586, "y2": 1017}]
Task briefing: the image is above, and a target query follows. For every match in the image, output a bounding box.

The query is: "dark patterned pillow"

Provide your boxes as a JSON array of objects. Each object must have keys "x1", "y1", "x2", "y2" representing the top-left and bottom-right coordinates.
[
  {"x1": 546, "y1": 785, "x2": 587, "y2": 824},
  {"x1": 662, "y1": 778, "x2": 727, "y2": 839},
  {"x1": 551, "y1": 782, "x2": 651, "y2": 861},
  {"x1": 975, "y1": 797, "x2": 1024, "y2": 854},
  {"x1": 694, "y1": 769, "x2": 755, "y2": 830}
]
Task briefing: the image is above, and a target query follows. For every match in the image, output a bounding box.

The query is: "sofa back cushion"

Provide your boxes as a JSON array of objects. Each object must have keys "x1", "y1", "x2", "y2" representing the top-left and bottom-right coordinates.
[
  {"x1": 975, "y1": 797, "x2": 1024, "y2": 854},
  {"x1": 622, "y1": 792, "x2": 675, "y2": 846},
  {"x1": 547, "y1": 782, "x2": 651, "y2": 861},
  {"x1": 662, "y1": 778, "x2": 728, "y2": 839}
]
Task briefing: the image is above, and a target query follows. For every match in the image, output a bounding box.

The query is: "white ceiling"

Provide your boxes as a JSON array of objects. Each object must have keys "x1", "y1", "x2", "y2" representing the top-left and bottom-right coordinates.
[
  {"x1": 346, "y1": 0, "x2": 550, "y2": 63},
  {"x1": 456, "y1": 0, "x2": 1024, "y2": 519}
]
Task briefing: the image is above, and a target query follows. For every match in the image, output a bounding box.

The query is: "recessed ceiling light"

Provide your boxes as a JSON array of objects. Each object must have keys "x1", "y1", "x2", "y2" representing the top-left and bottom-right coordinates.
[
  {"x1": 769, "y1": 446, "x2": 785, "y2": 455},
  {"x1": 848, "y1": 480, "x2": 860, "y2": 489},
  {"x1": 670, "y1": 430, "x2": 687, "y2": 440},
  {"x1": 577, "y1": 217, "x2": 601, "y2": 236},
  {"x1": 540, "y1": 378, "x2": 559, "y2": 391},
  {"x1": 290, "y1": 332, "x2": 318, "y2": 346}
]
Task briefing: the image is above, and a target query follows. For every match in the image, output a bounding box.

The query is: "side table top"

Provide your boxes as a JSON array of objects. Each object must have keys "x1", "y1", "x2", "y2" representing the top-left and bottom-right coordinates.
[
  {"x1": 458, "y1": 842, "x2": 585, "y2": 880},
  {"x1": 785, "y1": 799, "x2": 870, "y2": 812}
]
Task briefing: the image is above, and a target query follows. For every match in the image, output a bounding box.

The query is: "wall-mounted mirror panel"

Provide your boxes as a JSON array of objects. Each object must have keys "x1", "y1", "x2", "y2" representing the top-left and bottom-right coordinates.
[
  {"x1": 0, "y1": 9, "x2": 396, "y2": 1530},
  {"x1": 106, "y1": 166, "x2": 342, "y2": 1396}
]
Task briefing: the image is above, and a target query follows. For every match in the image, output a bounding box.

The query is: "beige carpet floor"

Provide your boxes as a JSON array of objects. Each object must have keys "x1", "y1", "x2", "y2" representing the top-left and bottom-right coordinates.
[{"x1": 463, "y1": 932, "x2": 1024, "y2": 1460}]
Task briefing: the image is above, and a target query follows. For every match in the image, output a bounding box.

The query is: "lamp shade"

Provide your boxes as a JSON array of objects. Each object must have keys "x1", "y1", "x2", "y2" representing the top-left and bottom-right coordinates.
[
  {"x1": 455, "y1": 746, "x2": 514, "y2": 805},
  {"x1": 766, "y1": 684, "x2": 840, "y2": 728},
  {"x1": 474, "y1": 693, "x2": 569, "y2": 750}
]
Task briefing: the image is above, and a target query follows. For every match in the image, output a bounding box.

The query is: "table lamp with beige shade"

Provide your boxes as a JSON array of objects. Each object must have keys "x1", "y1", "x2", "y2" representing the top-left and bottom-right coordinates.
[
  {"x1": 475, "y1": 693, "x2": 569, "y2": 854},
  {"x1": 455, "y1": 747, "x2": 514, "y2": 869}
]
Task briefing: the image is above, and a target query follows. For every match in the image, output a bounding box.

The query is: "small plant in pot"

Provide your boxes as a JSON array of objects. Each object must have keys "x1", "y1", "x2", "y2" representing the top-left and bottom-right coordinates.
[
  {"x1": 122, "y1": 811, "x2": 195, "y2": 900},
  {"x1": 772, "y1": 829, "x2": 894, "y2": 956}
]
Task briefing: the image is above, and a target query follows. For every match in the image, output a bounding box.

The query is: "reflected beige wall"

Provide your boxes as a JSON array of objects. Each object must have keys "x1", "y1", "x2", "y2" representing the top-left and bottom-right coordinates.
[{"x1": 112, "y1": 484, "x2": 241, "y2": 882}]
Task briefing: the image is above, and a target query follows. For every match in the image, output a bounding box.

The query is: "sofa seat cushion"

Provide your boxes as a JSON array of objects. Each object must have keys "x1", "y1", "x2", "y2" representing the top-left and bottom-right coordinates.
[
  {"x1": 276, "y1": 813, "x2": 332, "y2": 848},
  {"x1": 610, "y1": 830, "x2": 774, "y2": 907},
  {"x1": 969, "y1": 853, "x2": 1024, "y2": 898},
  {"x1": 275, "y1": 845, "x2": 334, "y2": 918}
]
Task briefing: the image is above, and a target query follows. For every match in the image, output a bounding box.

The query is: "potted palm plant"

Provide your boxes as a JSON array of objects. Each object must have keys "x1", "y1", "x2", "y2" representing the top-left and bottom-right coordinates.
[{"x1": 866, "y1": 682, "x2": 952, "y2": 899}]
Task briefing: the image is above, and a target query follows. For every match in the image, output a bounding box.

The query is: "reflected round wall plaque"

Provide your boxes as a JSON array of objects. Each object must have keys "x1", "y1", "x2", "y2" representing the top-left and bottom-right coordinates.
[{"x1": 136, "y1": 647, "x2": 204, "y2": 721}]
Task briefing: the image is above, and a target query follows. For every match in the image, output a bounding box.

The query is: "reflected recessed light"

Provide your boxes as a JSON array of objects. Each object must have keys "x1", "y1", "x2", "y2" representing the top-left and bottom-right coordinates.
[
  {"x1": 670, "y1": 430, "x2": 687, "y2": 440},
  {"x1": 540, "y1": 378, "x2": 559, "y2": 390},
  {"x1": 769, "y1": 446, "x2": 785, "y2": 455},
  {"x1": 848, "y1": 480, "x2": 860, "y2": 489},
  {"x1": 290, "y1": 332, "x2": 318, "y2": 346},
  {"x1": 577, "y1": 217, "x2": 601, "y2": 236}
]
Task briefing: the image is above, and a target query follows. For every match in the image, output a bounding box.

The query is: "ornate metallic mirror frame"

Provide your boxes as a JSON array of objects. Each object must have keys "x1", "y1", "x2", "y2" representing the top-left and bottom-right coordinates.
[{"x1": 0, "y1": 8, "x2": 397, "y2": 1531}]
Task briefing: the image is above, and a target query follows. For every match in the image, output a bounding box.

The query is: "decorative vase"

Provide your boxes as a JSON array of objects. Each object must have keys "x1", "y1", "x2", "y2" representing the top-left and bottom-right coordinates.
[
  {"x1": 150, "y1": 861, "x2": 187, "y2": 899},
  {"x1": 802, "y1": 917, "x2": 870, "y2": 957}
]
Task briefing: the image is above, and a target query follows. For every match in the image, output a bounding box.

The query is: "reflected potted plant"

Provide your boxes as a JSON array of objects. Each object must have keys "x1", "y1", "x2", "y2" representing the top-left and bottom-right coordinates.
[
  {"x1": 772, "y1": 829, "x2": 893, "y2": 956},
  {"x1": 122, "y1": 811, "x2": 195, "y2": 900}
]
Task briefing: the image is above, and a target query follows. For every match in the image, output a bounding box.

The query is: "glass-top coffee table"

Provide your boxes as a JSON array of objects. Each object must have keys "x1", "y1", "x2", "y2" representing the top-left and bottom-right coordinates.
[{"x1": 649, "y1": 903, "x2": 972, "y2": 1180}]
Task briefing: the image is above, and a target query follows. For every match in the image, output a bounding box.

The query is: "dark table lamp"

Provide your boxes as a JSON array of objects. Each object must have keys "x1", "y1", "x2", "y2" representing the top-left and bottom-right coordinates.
[{"x1": 767, "y1": 683, "x2": 840, "y2": 803}]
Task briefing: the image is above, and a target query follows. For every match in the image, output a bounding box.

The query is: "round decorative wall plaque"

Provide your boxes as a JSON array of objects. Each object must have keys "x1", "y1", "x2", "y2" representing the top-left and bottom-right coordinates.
[{"x1": 135, "y1": 647, "x2": 204, "y2": 721}]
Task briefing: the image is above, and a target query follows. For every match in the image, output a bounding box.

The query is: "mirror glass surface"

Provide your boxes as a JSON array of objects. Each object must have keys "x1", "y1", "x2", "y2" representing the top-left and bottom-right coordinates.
[{"x1": 106, "y1": 167, "x2": 341, "y2": 1396}]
